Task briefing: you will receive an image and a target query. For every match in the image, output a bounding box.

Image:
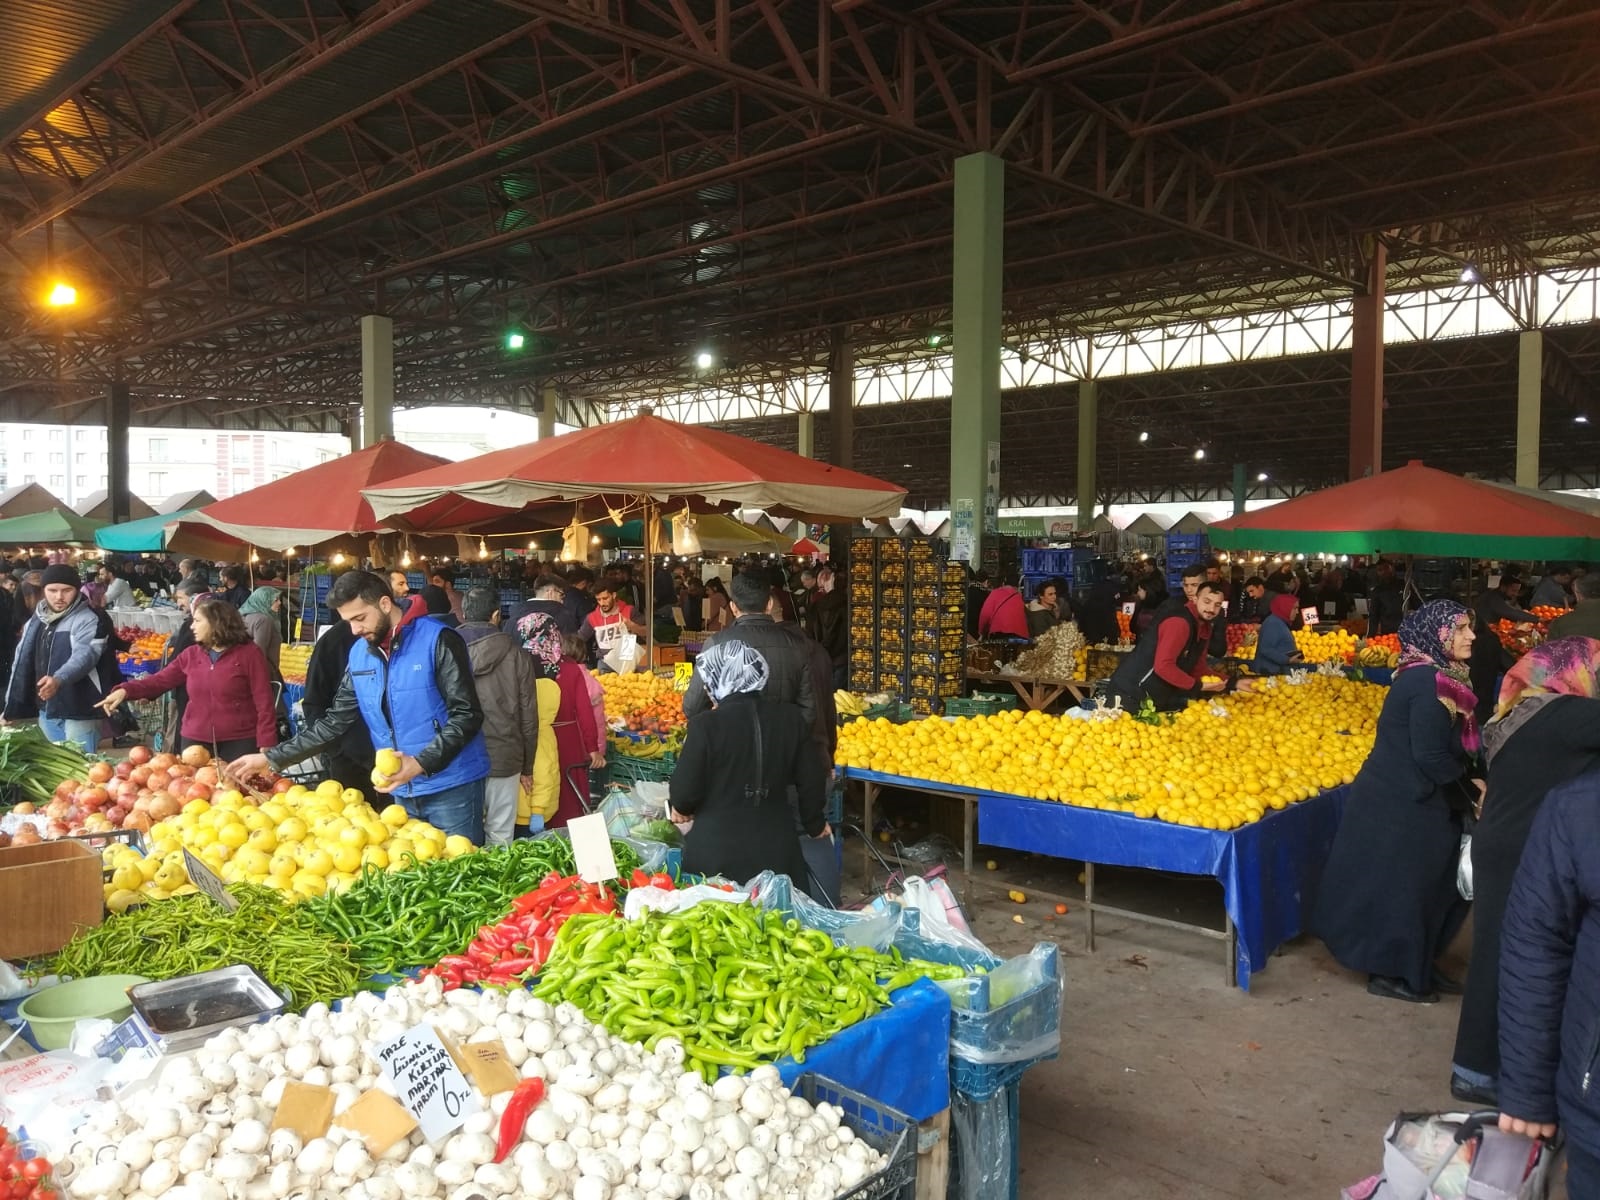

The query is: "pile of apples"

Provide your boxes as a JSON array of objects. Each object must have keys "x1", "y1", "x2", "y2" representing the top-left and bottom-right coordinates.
[{"x1": 8, "y1": 743, "x2": 262, "y2": 841}]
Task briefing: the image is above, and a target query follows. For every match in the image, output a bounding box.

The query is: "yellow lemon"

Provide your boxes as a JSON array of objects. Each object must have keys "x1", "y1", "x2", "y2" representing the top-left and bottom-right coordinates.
[
  {"x1": 247, "y1": 826, "x2": 278, "y2": 854},
  {"x1": 260, "y1": 800, "x2": 289, "y2": 823},
  {"x1": 276, "y1": 817, "x2": 308, "y2": 843},
  {"x1": 111, "y1": 864, "x2": 143, "y2": 892},
  {"x1": 315, "y1": 779, "x2": 343, "y2": 799},
  {"x1": 340, "y1": 788, "x2": 366, "y2": 807},
  {"x1": 290, "y1": 870, "x2": 327, "y2": 898},
  {"x1": 443, "y1": 835, "x2": 474, "y2": 859},
  {"x1": 241, "y1": 807, "x2": 272, "y2": 832},
  {"x1": 385, "y1": 839, "x2": 416, "y2": 866},
  {"x1": 360, "y1": 845, "x2": 390, "y2": 870},
  {"x1": 301, "y1": 847, "x2": 335, "y2": 877},
  {"x1": 329, "y1": 845, "x2": 362, "y2": 874},
  {"x1": 374, "y1": 748, "x2": 403, "y2": 776},
  {"x1": 268, "y1": 851, "x2": 298, "y2": 879},
  {"x1": 380, "y1": 804, "x2": 409, "y2": 829},
  {"x1": 408, "y1": 839, "x2": 439, "y2": 863},
  {"x1": 182, "y1": 797, "x2": 211, "y2": 817},
  {"x1": 216, "y1": 822, "x2": 248, "y2": 849},
  {"x1": 337, "y1": 824, "x2": 368, "y2": 850}
]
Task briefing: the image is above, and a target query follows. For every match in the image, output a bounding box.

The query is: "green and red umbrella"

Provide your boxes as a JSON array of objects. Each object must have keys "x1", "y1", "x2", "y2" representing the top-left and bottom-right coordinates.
[{"x1": 1208, "y1": 460, "x2": 1600, "y2": 559}]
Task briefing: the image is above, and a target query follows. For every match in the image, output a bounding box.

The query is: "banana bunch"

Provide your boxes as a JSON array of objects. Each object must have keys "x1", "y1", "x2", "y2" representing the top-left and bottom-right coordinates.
[
  {"x1": 1353, "y1": 646, "x2": 1399, "y2": 668},
  {"x1": 835, "y1": 690, "x2": 868, "y2": 717}
]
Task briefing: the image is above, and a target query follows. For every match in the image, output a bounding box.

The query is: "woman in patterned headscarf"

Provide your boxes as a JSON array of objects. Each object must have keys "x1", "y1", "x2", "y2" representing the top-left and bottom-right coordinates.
[
  {"x1": 1450, "y1": 636, "x2": 1600, "y2": 1105},
  {"x1": 668, "y1": 640, "x2": 828, "y2": 886},
  {"x1": 1312, "y1": 599, "x2": 1482, "y2": 1005},
  {"x1": 514, "y1": 610, "x2": 600, "y2": 832}
]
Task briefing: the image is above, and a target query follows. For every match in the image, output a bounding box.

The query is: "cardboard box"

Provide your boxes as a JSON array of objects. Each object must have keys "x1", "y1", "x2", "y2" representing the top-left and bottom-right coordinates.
[{"x1": 0, "y1": 841, "x2": 103, "y2": 959}]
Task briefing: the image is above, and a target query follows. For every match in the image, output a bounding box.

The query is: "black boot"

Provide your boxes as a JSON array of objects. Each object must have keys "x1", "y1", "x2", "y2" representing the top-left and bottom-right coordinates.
[{"x1": 1367, "y1": 974, "x2": 1440, "y2": 1004}]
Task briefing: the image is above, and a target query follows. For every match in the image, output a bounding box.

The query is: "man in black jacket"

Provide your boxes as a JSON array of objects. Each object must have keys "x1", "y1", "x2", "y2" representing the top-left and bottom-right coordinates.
[
  {"x1": 685, "y1": 568, "x2": 816, "y2": 729},
  {"x1": 298, "y1": 619, "x2": 377, "y2": 803}
]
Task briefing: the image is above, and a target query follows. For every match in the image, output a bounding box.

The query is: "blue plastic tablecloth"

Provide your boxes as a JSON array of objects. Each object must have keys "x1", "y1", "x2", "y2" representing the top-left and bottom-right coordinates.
[
  {"x1": 775, "y1": 977, "x2": 950, "y2": 1121},
  {"x1": 843, "y1": 768, "x2": 1347, "y2": 989}
]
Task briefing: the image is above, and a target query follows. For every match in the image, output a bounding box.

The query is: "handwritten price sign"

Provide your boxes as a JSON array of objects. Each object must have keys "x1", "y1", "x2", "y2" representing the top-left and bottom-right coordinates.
[{"x1": 373, "y1": 1023, "x2": 480, "y2": 1141}]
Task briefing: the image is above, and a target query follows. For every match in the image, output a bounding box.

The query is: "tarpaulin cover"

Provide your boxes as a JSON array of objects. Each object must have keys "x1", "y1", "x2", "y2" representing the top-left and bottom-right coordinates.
[
  {"x1": 1207, "y1": 459, "x2": 1600, "y2": 558},
  {"x1": 774, "y1": 977, "x2": 951, "y2": 1121},
  {"x1": 842, "y1": 768, "x2": 1348, "y2": 989},
  {"x1": 361, "y1": 411, "x2": 907, "y2": 531}
]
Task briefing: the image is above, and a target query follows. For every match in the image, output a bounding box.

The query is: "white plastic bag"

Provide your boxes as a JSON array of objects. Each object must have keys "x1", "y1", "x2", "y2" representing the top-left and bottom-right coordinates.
[
  {"x1": 1457, "y1": 834, "x2": 1474, "y2": 901},
  {"x1": 622, "y1": 884, "x2": 750, "y2": 920}
]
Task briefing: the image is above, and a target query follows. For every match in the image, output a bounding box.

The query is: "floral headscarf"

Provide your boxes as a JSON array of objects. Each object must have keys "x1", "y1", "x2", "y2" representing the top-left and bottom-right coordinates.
[
  {"x1": 516, "y1": 610, "x2": 564, "y2": 679},
  {"x1": 695, "y1": 640, "x2": 770, "y2": 703},
  {"x1": 1484, "y1": 636, "x2": 1600, "y2": 762},
  {"x1": 1397, "y1": 598, "x2": 1480, "y2": 754}
]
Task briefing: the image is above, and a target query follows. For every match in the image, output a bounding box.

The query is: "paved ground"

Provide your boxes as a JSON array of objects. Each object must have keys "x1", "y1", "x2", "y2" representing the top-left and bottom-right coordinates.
[{"x1": 844, "y1": 828, "x2": 1569, "y2": 1200}]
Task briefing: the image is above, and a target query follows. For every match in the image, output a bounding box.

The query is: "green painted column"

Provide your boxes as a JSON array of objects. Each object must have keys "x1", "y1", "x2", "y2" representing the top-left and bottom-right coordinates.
[
  {"x1": 1076, "y1": 380, "x2": 1097, "y2": 533},
  {"x1": 1516, "y1": 329, "x2": 1543, "y2": 487},
  {"x1": 949, "y1": 152, "x2": 1003, "y2": 566}
]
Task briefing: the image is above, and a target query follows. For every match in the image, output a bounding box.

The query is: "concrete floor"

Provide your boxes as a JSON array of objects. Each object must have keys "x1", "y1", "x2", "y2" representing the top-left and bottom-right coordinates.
[{"x1": 847, "y1": 830, "x2": 1570, "y2": 1200}]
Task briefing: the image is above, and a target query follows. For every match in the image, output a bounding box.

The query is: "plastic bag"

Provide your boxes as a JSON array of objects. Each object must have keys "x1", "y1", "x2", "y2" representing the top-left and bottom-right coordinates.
[
  {"x1": 599, "y1": 784, "x2": 662, "y2": 839},
  {"x1": 744, "y1": 869, "x2": 902, "y2": 950},
  {"x1": 949, "y1": 1086, "x2": 1018, "y2": 1200},
  {"x1": 622, "y1": 884, "x2": 750, "y2": 920},
  {"x1": 948, "y1": 943, "x2": 1063, "y2": 1067},
  {"x1": 1457, "y1": 834, "x2": 1474, "y2": 901}
]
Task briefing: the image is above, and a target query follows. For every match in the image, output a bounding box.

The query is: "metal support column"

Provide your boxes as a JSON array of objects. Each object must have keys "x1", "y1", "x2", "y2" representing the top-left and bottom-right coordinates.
[
  {"x1": 1076, "y1": 380, "x2": 1097, "y2": 534},
  {"x1": 1349, "y1": 242, "x2": 1385, "y2": 480},
  {"x1": 796, "y1": 411, "x2": 815, "y2": 459},
  {"x1": 1516, "y1": 329, "x2": 1544, "y2": 488},
  {"x1": 1232, "y1": 463, "x2": 1248, "y2": 516},
  {"x1": 828, "y1": 330, "x2": 854, "y2": 566},
  {"x1": 950, "y1": 152, "x2": 1003, "y2": 566},
  {"x1": 360, "y1": 314, "x2": 395, "y2": 447},
  {"x1": 107, "y1": 383, "x2": 130, "y2": 526},
  {"x1": 539, "y1": 383, "x2": 558, "y2": 440}
]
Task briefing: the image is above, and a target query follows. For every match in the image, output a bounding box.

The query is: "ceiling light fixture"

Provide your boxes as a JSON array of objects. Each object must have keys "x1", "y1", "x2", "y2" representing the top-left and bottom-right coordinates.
[{"x1": 694, "y1": 350, "x2": 715, "y2": 370}]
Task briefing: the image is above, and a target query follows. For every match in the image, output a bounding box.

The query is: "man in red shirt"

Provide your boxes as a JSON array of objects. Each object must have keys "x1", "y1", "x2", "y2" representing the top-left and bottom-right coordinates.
[
  {"x1": 1108, "y1": 582, "x2": 1228, "y2": 712},
  {"x1": 587, "y1": 582, "x2": 648, "y2": 665}
]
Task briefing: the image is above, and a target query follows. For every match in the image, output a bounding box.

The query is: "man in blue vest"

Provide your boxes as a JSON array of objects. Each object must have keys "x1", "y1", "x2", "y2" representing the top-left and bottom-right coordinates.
[{"x1": 228, "y1": 570, "x2": 491, "y2": 843}]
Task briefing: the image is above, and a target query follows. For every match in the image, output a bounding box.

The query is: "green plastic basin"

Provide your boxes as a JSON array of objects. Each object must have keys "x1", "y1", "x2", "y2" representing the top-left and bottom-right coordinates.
[{"x1": 17, "y1": 974, "x2": 149, "y2": 1050}]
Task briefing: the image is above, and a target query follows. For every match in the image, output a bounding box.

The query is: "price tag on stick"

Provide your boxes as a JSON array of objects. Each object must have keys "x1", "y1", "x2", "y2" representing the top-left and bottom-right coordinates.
[
  {"x1": 568, "y1": 812, "x2": 619, "y2": 884},
  {"x1": 373, "y1": 1023, "x2": 480, "y2": 1142},
  {"x1": 182, "y1": 849, "x2": 239, "y2": 911}
]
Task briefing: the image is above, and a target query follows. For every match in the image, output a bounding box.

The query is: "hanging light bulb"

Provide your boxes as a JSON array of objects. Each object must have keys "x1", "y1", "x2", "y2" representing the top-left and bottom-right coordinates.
[
  {"x1": 401, "y1": 551, "x2": 412, "y2": 568},
  {"x1": 478, "y1": 537, "x2": 489, "y2": 560},
  {"x1": 332, "y1": 552, "x2": 346, "y2": 566}
]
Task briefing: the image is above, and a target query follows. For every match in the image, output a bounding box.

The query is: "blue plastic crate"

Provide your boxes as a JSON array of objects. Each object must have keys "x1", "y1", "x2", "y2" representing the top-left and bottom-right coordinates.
[
  {"x1": 1165, "y1": 532, "x2": 1208, "y2": 552},
  {"x1": 946, "y1": 943, "x2": 1062, "y2": 1101},
  {"x1": 406, "y1": 571, "x2": 426, "y2": 590},
  {"x1": 498, "y1": 588, "x2": 524, "y2": 613},
  {"x1": 1165, "y1": 549, "x2": 1205, "y2": 568}
]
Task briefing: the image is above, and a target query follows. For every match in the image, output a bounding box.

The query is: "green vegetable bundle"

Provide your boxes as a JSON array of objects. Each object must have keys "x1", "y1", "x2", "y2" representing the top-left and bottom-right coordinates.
[
  {"x1": 0, "y1": 726, "x2": 91, "y2": 806},
  {"x1": 46, "y1": 885, "x2": 363, "y2": 1009},
  {"x1": 302, "y1": 835, "x2": 642, "y2": 974},
  {"x1": 532, "y1": 901, "x2": 965, "y2": 1081}
]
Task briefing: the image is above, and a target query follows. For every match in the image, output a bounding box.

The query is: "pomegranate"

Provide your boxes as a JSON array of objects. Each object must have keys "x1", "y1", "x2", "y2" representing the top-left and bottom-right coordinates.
[
  {"x1": 54, "y1": 779, "x2": 76, "y2": 801},
  {"x1": 149, "y1": 752, "x2": 176, "y2": 772},
  {"x1": 194, "y1": 765, "x2": 219, "y2": 788},
  {"x1": 44, "y1": 799, "x2": 67, "y2": 820},
  {"x1": 125, "y1": 744, "x2": 151, "y2": 766},
  {"x1": 179, "y1": 744, "x2": 211, "y2": 768},
  {"x1": 86, "y1": 761, "x2": 114, "y2": 785},
  {"x1": 145, "y1": 769, "x2": 170, "y2": 792},
  {"x1": 129, "y1": 765, "x2": 151, "y2": 787},
  {"x1": 185, "y1": 781, "x2": 213, "y2": 802},
  {"x1": 148, "y1": 794, "x2": 181, "y2": 821},
  {"x1": 113, "y1": 760, "x2": 133, "y2": 780},
  {"x1": 272, "y1": 777, "x2": 293, "y2": 794},
  {"x1": 105, "y1": 805, "x2": 127, "y2": 825},
  {"x1": 79, "y1": 786, "x2": 110, "y2": 811},
  {"x1": 123, "y1": 811, "x2": 153, "y2": 832},
  {"x1": 46, "y1": 819, "x2": 70, "y2": 837}
]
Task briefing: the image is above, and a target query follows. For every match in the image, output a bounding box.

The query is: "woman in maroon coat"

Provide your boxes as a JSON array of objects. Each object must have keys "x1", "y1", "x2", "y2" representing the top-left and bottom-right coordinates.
[{"x1": 99, "y1": 598, "x2": 277, "y2": 760}]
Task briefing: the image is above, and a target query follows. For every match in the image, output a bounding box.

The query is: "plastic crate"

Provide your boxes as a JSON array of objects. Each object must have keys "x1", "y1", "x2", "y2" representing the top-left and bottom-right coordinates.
[
  {"x1": 791, "y1": 1073, "x2": 917, "y2": 1200},
  {"x1": 497, "y1": 588, "x2": 523, "y2": 613},
  {"x1": 948, "y1": 944, "x2": 1062, "y2": 1102},
  {"x1": 944, "y1": 693, "x2": 1017, "y2": 718},
  {"x1": 1165, "y1": 532, "x2": 1207, "y2": 552},
  {"x1": 608, "y1": 752, "x2": 676, "y2": 784}
]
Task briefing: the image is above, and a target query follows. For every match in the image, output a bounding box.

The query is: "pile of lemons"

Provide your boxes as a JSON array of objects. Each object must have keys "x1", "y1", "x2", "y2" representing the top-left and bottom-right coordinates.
[
  {"x1": 835, "y1": 675, "x2": 1383, "y2": 830},
  {"x1": 101, "y1": 778, "x2": 474, "y2": 910},
  {"x1": 1292, "y1": 626, "x2": 1360, "y2": 663}
]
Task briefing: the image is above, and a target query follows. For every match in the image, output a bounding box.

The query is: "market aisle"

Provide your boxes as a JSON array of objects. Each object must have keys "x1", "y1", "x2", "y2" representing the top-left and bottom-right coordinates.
[{"x1": 955, "y1": 881, "x2": 1561, "y2": 1199}]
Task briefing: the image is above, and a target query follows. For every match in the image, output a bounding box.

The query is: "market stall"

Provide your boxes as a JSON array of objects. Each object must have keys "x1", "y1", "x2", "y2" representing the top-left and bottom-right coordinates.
[
  {"x1": 0, "y1": 507, "x2": 103, "y2": 547},
  {"x1": 93, "y1": 508, "x2": 243, "y2": 560}
]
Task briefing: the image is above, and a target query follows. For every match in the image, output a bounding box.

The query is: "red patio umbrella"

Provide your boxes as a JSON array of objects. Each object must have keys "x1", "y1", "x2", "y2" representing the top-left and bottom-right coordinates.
[
  {"x1": 360, "y1": 412, "x2": 906, "y2": 532},
  {"x1": 191, "y1": 440, "x2": 450, "y2": 551},
  {"x1": 1208, "y1": 460, "x2": 1600, "y2": 559}
]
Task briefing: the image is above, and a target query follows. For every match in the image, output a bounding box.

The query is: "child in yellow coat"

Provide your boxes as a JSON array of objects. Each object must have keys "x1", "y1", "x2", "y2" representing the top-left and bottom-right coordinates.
[{"x1": 514, "y1": 610, "x2": 568, "y2": 835}]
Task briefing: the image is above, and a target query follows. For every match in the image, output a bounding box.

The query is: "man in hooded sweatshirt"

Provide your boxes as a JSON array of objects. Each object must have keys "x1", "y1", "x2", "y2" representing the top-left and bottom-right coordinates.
[
  {"x1": 456, "y1": 587, "x2": 539, "y2": 845},
  {"x1": 3, "y1": 564, "x2": 122, "y2": 752}
]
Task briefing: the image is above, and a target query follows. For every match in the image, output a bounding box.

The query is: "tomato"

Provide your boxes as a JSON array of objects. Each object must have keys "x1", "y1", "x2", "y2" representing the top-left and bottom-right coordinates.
[
  {"x1": 27, "y1": 1185, "x2": 56, "y2": 1200},
  {"x1": 18, "y1": 1160, "x2": 50, "y2": 1183},
  {"x1": 10, "y1": 1178, "x2": 33, "y2": 1199}
]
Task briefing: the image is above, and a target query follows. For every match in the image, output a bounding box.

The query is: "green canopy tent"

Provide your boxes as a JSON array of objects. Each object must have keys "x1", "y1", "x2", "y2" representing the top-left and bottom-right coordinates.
[
  {"x1": 94, "y1": 509, "x2": 244, "y2": 559},
  {"x1": 0, "y1": 507, "x2": 105, "y2": 547}
]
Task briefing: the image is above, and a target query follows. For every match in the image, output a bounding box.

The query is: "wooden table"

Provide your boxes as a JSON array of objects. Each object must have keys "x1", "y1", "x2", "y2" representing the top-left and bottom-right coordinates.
[{"x1": 966, "y1": 669, "x2": 1095, "y2": 710}]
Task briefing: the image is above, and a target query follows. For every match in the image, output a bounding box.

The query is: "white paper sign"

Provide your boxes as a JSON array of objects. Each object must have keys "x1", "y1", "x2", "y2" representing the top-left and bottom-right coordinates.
[
  {"x1": 373, "y1": 1023, "x2": 480, "y2": 1142},
  {"x1": 568, "y1": 812, "x2": 619, "y2": 884},
  {"x1": 1301, "y1": 606, "x2": 1321, "y2": 627},
  {"x1": 1120, "y1": 602, "x2": 1137, "y2": 616}
]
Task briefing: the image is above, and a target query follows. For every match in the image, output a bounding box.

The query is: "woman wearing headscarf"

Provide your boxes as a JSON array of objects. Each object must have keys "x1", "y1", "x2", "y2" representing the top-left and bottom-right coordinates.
[
  {"x1": 1311, "y1": 600, "x2": 1482, "y2": 1004},
  {"x1": 1449, "y1": 636, "x2": 1600, "y2": 1105},
  {"x1": 239, "y1": 586, "x2": 283, "y2": 671},
  {"x1": 668, "y1": 641, "x2": 827, "y2": 885},
  {"x1": 1250, "y1": 593, "x2": 1301, "y2": 676},
  {"x1": 516, "y1": 610, "x2": 600, "y2": 830}
]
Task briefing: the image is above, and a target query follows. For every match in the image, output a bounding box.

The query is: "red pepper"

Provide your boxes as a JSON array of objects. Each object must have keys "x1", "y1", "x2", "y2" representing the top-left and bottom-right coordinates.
[
  {"x1": 492, "y1": 1078, "x2": 546, "y2": 1163},
  {"x1": 650, "y1": 872, "x2": 674, "y2": 889}
]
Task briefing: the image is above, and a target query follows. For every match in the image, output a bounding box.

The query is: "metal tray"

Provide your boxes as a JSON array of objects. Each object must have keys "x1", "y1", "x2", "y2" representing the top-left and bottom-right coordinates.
[{"x1": 128, "y1": 965, "x2": 285, "y2": 1052}]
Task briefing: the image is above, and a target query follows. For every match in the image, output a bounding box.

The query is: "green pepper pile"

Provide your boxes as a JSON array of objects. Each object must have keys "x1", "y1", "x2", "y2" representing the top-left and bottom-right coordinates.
[
  {"x1": 303, "y1": 835, "x2": 642, "y2": 974},
  {"x1": 532, "y1": 901, "x2": 965, "y2": 1081},
  {"x1": 45, "y1": 885, "x2": 363, "y2": 1008}
]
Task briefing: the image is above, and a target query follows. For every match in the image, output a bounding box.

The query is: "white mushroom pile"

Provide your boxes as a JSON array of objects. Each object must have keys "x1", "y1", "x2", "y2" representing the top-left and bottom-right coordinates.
[{"x1": 60, "y1": 975, "x2": 888, "y2": 1200}]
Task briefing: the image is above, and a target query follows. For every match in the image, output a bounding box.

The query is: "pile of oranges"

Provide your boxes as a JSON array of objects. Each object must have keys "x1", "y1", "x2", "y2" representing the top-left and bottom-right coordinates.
[
  {"x1": 836, "y1": 675, "x2": 1382, "y2": 831},
  {"x1": 117, "y1": 631, "x2": 168, "y2": 673},
  {"x1": 597, "y1": 671, "x2": 684, "y2": 737}
]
